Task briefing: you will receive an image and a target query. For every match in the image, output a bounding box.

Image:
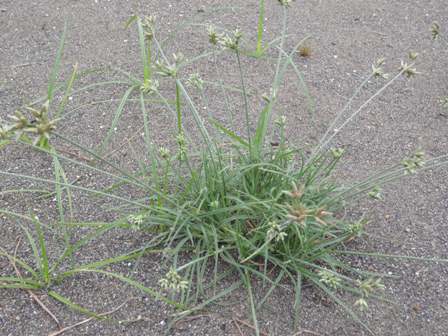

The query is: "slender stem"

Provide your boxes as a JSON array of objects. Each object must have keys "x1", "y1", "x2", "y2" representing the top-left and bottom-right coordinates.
[
  {"x1": 319, "y1": 73, "x2": 374, "y2": 148},
  {"x1": 52, "y1": 132, "x2": 176, "y2": 205},
  {"x1": 213, "y1": 50, "x2": 235, "y2": 129},
  {"x1": 175, "y1": 81, "x2": 182, "y2": 134},
  {"x1": 140, "y1": 92, "x2": 160, "y2": 203},
  {"x1": 308, "y1": 68, "x2": 407, "y2": 165},
  {"x1": 342, "y1": 155, "x2": 448, "y2": 200},
  {"x1": 236, "y1": 48, "x2": 253, "y2": 157},
  {"x1": 0, "y1": 171, "x2": 151, "y2": 209}
]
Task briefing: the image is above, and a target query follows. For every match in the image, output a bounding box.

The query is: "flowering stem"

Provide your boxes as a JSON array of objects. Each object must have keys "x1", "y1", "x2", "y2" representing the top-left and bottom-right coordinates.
[
  {"x1": 175, "y1": 81, "x2": 182, "y2": 134},
  {"x1": 339, "y1": 154, "x2": 448, "y2": 201},
  {"x1": 308, "y1": 68, "x2": 407, "y2": 165},
  {"x1": 317, "y1": 73, "x2": 374, "y2": 153},
  {"x1": 236, "y1": 48, "x2": 253, "y2": 158}
]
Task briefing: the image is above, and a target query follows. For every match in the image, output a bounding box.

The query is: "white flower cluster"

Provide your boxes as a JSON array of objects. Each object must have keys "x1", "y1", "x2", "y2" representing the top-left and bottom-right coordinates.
[{"x1": 159, "y1": 268, "x2": 188, "y2": 292}]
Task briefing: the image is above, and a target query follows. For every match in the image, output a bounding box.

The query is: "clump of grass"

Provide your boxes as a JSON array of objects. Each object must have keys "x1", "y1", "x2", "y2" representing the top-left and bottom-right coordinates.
[{"x1": 1, "y1": 5, "x2": 448, "y2": 336}]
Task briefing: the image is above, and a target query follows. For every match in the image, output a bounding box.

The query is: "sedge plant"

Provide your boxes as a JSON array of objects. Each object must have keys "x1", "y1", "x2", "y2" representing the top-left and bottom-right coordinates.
[{"x1": 1, "y1": 2, "x2": 448, "y2": 335}]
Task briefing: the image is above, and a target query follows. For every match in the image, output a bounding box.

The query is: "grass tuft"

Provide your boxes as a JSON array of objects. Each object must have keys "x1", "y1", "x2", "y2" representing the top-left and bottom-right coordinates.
[{"x1": 1, "y1": 5, "x2": 448, "y2": 335}]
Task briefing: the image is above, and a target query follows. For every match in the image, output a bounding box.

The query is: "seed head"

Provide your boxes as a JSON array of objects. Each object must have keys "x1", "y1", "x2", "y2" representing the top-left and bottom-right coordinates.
[
  {"x1": 187, "y1": 73, "x2": 204, "y2": 91},
  {"x1": 354, "y1": 298, "x2": 368, "y2": 311},
  {"x1": 218, "y1": 29, "x2": 243, "y2": 51},
  {"x1": 399, "y1": 60, "x2": 420, "y2": 78},
  {"x1": 354, "y1": 277, "x2": 385, "y2": 311},
  {"x1": 439, "y1": 96, "x2": 448, "y2": 113},
  {"x1": 431, "y1": 22, "x2": 440, "y2": 40},
  {"x1": 266, "y1": 221, "x2": 287, "y2": 242},
  {"x1": 408, "y1": 51, "x2": 419, "y2": 61},
  {"x1": 318, "y1": 269, "x2": 341, "y2": 289},
  {"x1": 371, "y1": 58, "x2": 389, "y2": 79},
  {"x1": 314, "y1": 207, "x2": 332, "y2": 226},
  {"x1": 159, "y1": 268, "x2": 188, "y2": 292},
  {"x1": 207, "y1": 25, "x2": 222, "y2": 45},
  {"x1": 176, "y1": 133, "x2": 186, "y2": 146},
  {"x1": 127, "y1": 214, "x2": 144, "y2": 230},
  {"x1": 274, "y1": 115, "x2": 287, "y2": 128},
  {"x1": 9, "y1": 110, "x2": 29, "y2": 130},
  {"x1": 159, "y1": 147, "x2": 170, "y2": 160},
  {"x1": 155, "y1": 59, "x2": 177, "y2": 77},
  {"x1": 283, "y1": 181, "x2": 303, "y2": 199},
  {"x1": 401, "y1": 150, "x2": 425, "y2": 174},
  {"x1": 0, "y1": 125, "x2": 11, "y2": 140},
  {"x1": 287, "y1": 204, "x2": 307, "y2": 224},
  {"x1": 368, "y1": 186, "x2": 382, "y2": 200},
  {"x1": 278, "y1": 0, "x2": 292, "y2": 6},
  {"x1": 140, "y1": 79, "x2": 159, "y2": 95},
  {"x1": 262, "y1": 88, "x2": 277, "y2": 103},
  {"x1": 2, "y1": 100, "x2": 57, "y2": 148},
  {"x1": 142, "y1": 15, "x2": 156, "y2": 41},
  {"x1": 358, "y1": 277, "x2": 385, "y2": 297},
  {"x1": 347, "y1": 219, "x2": 367, "y2": 237},
  {"x1": 173, "y1": 52, "x2": 185, "y2": 65},
  {"x1": 330, "y1": 147, "x2": 345, "y2": 159},
  {"x1": 143, "y1": 15, "x2": 156, "y2": 28}
]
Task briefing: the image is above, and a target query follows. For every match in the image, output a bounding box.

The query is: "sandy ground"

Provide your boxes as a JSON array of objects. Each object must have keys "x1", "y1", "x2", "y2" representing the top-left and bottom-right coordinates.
[{"x1": 1, "y1": 0, "x2": 448, "y2": 335}]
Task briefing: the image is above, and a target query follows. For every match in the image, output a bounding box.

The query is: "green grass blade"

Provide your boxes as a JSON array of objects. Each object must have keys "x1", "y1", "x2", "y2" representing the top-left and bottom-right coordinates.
[
  {"x1": 245, "y1": 270, "x2": 260, "y2": 336},
  {"x1": 293, "y1": 272, "x2": 302, "y2": 330},
  {"x1": 253, "y1": 101, "x2": 273, "y2": 156},
  {"x1": 55, "y1": 63, "x2": 78, "y2": 119},
  {"x1": 209, "y1": 118, "x2": 249, "y2": 147},
  {"x1": 311, "y1": 278, "x2": 374, "y2": 335},
  {"x1": 47, "y1": 23, "x2": 67, "y2": 103},
  {"x1": 51, "y1": 221, "x2": 124, "y2": 274},
  {"x1": 124, "y1": 15, "x2": 138, "y2": 29},
  {"x1": 52, "y1": 152, "x2": 68, "y2": 240},
  {"x1": 176, "y1": 80, "x2": 216, "y2": 160},
  {"x1": 0, "y1": 249, "x2": 39, "y2": 279},
  {"x1": 32, "y1": 217, "x2": 50, "y2": 285},
  {"x1": 64, "y1": 249, "x2": 161, "y2": 276},
  {"x1": 235, "y1": 49, "x2": 253, "y2": 157},
  {"x1": 256, "y1": 270, "x2": 285, "y2": 311},
  {"x1": 252, "y1": 7, "x2": 288, "y2": 155},
  {"x1": 0, "y1": 140, "x2": 11, "y2": 149},
  {"x1": 98, "y1": 85, "x2": 135, "y2": 154},
  {"x1": 338, "y1": 251, "x2": 448, "y2": 263},
  {"x1": 0, "y1": 171, "x2": 150, "y2": 209},
  {"x1": 174, "y1": 280, "x2": 241, "y2": 322},
  {"x1": 20, "y1": 225, "x2": 42, "y2": 274},
  {"x1": 48, "y1": 291, "x2": 101, "y2": 318},
  {"x1": 72, "y1": 269, "x2": 185, "y2": 309},
  {"x1": 280, "y1": 48, "x2": 315, "y2": 119},
  {"x1": 0, "y1": 283, "x2": 40, "y2": 290}
]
